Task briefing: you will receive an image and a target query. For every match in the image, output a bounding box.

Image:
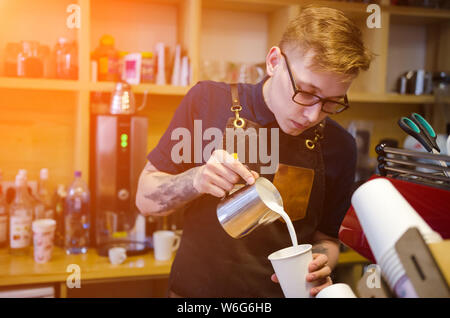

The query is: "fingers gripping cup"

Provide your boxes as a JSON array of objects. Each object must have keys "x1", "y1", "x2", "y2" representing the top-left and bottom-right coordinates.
[
  {"x1": 268, "y1": 244, "x2": 314, "y2": 298},
  {"x1": 32, "y1": 219, "x2": 56, "y2": 264}
]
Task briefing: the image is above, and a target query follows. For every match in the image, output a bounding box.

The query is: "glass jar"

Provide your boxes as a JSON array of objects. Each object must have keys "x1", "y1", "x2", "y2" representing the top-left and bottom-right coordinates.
[
  {"x1": 39, "y1": 44, "x2": 52, "y2": 78},
  {"x1": 17, "y1": 41, "x2": 44, "y2": 78},
  {"x1": 4, "y1": 42, "x2": 21, "y2": 77},
  {"x1": 54, "y1": 37, "x2": 78, "y2": 79}
]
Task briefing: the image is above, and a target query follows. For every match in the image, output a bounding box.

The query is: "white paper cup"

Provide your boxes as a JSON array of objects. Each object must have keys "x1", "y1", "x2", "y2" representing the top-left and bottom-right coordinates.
[
  {"x1": 316, "y1": 283, "x2": 357, "y2": 298},
  {"x1": 268, "y1": 244, "x2": 313, "y2": 298},
  {"x1": 108, "y1": 247, "x2": 127, "y2": 265},
  {"x1": 32, "y1": 219, "x2": 56, "y2": 264},
  {"x1": 153, "y1": 230, "x2": 181, "y2": 261}
]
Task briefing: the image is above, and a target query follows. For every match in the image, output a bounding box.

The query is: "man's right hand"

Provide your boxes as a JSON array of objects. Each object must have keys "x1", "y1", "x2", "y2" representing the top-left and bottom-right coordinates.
[{"x1": 193, "y1": 149, "x2": 259, "y2": 198}]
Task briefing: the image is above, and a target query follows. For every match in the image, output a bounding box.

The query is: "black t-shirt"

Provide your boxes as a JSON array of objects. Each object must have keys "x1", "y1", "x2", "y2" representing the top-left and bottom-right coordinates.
[{"x1": 147, "y1": 78, "x2": 356, "y2": 297}]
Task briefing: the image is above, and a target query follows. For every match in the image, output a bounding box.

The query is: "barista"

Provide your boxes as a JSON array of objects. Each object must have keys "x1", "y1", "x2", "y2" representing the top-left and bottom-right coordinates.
[{"x1": 136, "y1": 5, "x2": 373, "y2": 297}]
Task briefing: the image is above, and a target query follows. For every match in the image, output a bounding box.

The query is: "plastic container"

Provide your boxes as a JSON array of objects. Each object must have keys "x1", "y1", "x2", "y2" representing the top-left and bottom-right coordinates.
[
  {"x1": 141, "y1": 51, "x2": 155, "y2": 83},
  {"x1": 92, "y1": 35, "x2": 119, "y2": 82}
]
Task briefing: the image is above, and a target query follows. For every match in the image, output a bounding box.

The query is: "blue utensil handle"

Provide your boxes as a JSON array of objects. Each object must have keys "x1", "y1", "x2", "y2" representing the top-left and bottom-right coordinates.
[
  {"x1": 411, "y1": 113, "x2": 441, "y2": 152},
  {"x1": 398, "y1": 117, "x2": 433, "y2": 152},
  {"x1": 412, "y1": 113, "x2": 436, "y2": 137}
]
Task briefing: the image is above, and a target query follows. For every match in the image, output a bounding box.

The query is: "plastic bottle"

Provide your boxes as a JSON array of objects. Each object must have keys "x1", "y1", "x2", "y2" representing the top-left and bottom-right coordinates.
[
  {"x1": 92, "y1": 35, "x2": 119, "y2": 82},
  {"x1": 65, "y1": 171, "x2": 90, "y2": 254},
  {"x1": 0, "y1": 170, "x2": 8, "y2": 248},
  {"x1": 18, "y1": 169, "x2": 45, "y2": 221},
  {"x1": 37, "y1": 168, "x2": 54, "y2": 219},
  {"x1": 53, "y1": 184, "x2": 67, "y2": 247},
  {"x1": 9, "y1": 173, "x2": 33, "y2": 255}
]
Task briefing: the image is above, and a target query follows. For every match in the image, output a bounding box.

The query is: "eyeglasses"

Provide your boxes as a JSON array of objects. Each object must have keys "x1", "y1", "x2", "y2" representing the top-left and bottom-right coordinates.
[{"x1": 280, "y1": 51, "x2": 349, "y2": 115}]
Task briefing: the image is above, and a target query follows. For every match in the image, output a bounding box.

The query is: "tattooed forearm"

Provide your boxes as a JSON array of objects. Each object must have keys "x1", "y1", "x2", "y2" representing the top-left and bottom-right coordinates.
[
  {"x1": 143, "y1": 167, "x2": 201, "y2": 213},
  {"x1": 312, "y1": 243, "x2": 329, "y2": 257}
]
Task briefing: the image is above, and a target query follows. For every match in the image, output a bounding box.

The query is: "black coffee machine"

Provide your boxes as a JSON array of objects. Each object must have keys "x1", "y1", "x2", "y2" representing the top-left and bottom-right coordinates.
[{"x1": 90, "y1": 83, "x2": 149, "y2": 256}]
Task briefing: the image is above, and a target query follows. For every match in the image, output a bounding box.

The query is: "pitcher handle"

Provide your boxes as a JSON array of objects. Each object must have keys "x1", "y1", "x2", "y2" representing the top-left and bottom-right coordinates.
[{"x1": 137, "y1": 90, "x2": 148, "y2": 112}]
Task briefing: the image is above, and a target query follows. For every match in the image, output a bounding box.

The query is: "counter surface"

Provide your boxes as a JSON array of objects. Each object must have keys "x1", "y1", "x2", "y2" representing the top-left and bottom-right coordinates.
[
  {"x1": 0, "y1": 246, "x2": 368, "y2": 288},
  {"x1": 0, "y1": 247, "x2": 173, "y2": 287}
]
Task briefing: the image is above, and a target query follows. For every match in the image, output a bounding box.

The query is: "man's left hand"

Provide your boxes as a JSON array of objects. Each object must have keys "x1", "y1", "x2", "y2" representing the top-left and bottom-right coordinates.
[
  {"x1": 270, "y1": 253, "x2": 333, "y2": 297},
  {"x1": 306, "y1": 253, "x2": 333, "y2": 297}
]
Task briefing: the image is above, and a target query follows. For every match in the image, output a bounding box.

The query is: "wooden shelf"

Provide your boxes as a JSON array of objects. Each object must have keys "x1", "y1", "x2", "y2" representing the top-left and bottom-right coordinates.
[
  {"x1": 348, "y1": 92, "x2": 435, "y2": 104},
  {"x1": 202, "y1": 0, "x2": 296, "y2": 13},
  {"x1": 0, "y1": 77, "x2": 81, "y2": 92},
  {"x1": 388, "y1": 5, "x2": 450, "y2": 24},
  {"x1": 207, "y1": 0, "x2": 450, "y2": 20},
  {"x1": 0, "y1": 77, "x2": 191, "y2": 96},
  {"x1": 88, "y1": 82, "x2": 192, "y2": 95}
]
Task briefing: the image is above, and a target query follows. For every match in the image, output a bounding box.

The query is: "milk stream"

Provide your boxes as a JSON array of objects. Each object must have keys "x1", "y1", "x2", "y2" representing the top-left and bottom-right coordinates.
[{"x1": 265, "y1": 201, "x2": 298, "y2": 247}]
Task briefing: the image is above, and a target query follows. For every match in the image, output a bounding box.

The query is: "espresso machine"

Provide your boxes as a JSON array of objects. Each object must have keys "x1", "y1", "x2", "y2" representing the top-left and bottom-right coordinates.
[{"x1": 90, "y1": 82, "x2": 149, "y2": 256}]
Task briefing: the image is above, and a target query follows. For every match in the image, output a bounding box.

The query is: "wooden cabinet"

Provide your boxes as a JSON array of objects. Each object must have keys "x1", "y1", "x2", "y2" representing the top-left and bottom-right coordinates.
[{"x1": 0, "y1": 0, "x2": 449, "y2": 186}]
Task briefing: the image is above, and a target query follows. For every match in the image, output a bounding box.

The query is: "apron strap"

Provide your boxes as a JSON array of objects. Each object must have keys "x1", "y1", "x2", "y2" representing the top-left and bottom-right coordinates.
[{"x1": 230, "y1": 83, "x2": 246, "y2": 129}]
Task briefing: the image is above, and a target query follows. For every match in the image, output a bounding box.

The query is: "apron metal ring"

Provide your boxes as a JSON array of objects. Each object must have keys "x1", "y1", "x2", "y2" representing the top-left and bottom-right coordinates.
[
  {"x1": 230, "y1": 105, "x2": 242, "y2": 112},
  {"x1": 233, "y1": 118, "x2": 245, "y2": 128},
  {"x1": 305, "y1": 139, "x2": 315, "y2": 150}
]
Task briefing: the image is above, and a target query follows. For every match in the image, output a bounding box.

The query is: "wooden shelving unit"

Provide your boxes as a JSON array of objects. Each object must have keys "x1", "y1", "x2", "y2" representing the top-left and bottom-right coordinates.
[{"x1": 0, "y1": 0, "x2": 449, "y2": 187}]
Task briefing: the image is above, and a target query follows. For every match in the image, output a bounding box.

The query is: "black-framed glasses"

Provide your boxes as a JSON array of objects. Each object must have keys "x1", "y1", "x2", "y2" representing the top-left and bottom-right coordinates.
[{"x1": 280, "y1": 51, "x2": 349, "y2": 115}]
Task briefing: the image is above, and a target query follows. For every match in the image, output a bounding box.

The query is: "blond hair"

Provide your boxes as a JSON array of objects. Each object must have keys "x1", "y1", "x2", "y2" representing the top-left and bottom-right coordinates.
[{"x1": 279, "y1": 5, "x2": 374, "y2": 80}]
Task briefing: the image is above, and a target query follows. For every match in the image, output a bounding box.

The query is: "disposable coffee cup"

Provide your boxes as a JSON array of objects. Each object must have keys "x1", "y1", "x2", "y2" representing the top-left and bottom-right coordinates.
[
  {"x1": 108, "y1": 247, "x2": 127, "y2": 265},
  {"x1": 268, "y1": 244, "x2": 313, "y2": 298},
  {"x1": 316, "y1": 283, "x2": 357, "y2": 298},
  {"x1": 32, "y1": 219, "x2": 56, "y2": 264},
  {"x1": 153, "y1": 230, "x2": 181, "y2": 261}
]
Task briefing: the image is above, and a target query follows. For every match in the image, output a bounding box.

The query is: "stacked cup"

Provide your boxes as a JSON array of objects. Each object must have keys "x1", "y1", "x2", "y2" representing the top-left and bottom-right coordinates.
[
  {"x1": 351, "y1": 178, "x2": 442, "y2": 295},
  {"x1": 32, "y1": 219, "x2": 56, "y2": 263}
]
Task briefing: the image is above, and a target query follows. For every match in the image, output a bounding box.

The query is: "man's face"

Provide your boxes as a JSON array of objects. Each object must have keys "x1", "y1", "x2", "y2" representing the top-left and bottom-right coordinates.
[{"x1": 263, "y1": 47, "x2": 353, "y2": 136}]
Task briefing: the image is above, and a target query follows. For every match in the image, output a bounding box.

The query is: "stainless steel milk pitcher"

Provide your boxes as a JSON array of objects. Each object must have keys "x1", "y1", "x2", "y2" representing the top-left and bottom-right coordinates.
[{"x1": 216, "y1": 177, "x2": 284, "y2": 238}]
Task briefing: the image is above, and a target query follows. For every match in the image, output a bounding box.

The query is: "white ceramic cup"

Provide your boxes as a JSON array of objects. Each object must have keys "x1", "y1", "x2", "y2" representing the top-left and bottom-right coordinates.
[
  {"x1": 153, "y1": 230, "x2": 181, "y2": 261},
  {"x1": 316, "y1": 283, "x2": 357, "y2": 298},
  {"x1": 32, "y1": 219, "x2": 56, "y2": 264},
  {"x1": 268, "y1": 244, "x2": 314, "y2": 298},
  {"x1": 108, "y1": 247, "x2": 127, "y2": 265}
]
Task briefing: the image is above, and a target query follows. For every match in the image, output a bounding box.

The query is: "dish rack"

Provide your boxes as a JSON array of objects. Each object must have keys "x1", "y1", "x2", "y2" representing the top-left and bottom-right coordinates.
[{"x1": 376, "y1": 143, "x2": 450, "y2": 191}]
